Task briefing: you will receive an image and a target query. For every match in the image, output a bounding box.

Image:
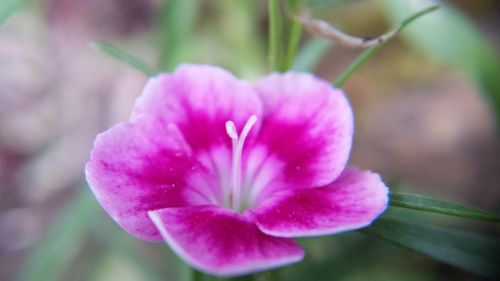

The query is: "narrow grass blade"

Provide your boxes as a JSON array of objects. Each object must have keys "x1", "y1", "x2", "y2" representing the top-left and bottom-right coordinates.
[
  {"x1": 91, "y1": 41, "x2": 158, "y2": 77},
  {"x1": 390, "y1": 192, "x2": 500, "y2": 222},
  {"x1": 363, "y1": 218, "x2": 500, "y2": 278}
]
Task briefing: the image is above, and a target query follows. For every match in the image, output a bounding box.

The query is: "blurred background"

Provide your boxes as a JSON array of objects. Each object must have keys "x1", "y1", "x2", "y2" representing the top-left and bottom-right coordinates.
[{"x1": 0, "y1": 0, "x2": 499, "y2": 280}]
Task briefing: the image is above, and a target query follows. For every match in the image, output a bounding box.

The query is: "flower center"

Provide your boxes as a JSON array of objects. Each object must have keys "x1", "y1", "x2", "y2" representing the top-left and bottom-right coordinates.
[{"x1": 225, "y1": 115, "x2": 258, "y2": 211}]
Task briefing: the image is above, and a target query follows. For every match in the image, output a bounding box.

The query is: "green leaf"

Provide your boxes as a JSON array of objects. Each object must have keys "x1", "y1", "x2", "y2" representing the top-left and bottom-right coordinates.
[
  {"x1": 292, "y1": 38, "x2": 332, "y2": 72},
  {"x1": 159, "y1": 0, "x2": 199, "y2": 71},
  {"x1": 390, "y1": 192, "x2": 500, "y2": 222},
  {"x1": 333, "y1": 4, "x2": 439, "y2": 87},
  {"x1": 91, "y1": 42, "x2": 158, "y2": 77},
  {"x1": 379, "y1": 0, "x2": 500, "y2": 128},
  {"x1": 363, "y1": 218, "x2": 500, "y2": 278},
  {"x1": 0, "y1": 0, "x2": 25, "y2": 25},
  {"x1": 19, "y1": 188, "x2": 101, "y2": 281},
  {"x1": 268, "y1": 0, "x2": 284, "y2": 71}
]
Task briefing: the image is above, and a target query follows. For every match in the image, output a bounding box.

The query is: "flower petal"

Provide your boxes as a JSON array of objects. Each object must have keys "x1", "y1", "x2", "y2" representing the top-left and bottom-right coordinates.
[
  {"x1": 252, "y1": 168, "x2": 389, "y2": 237},
  {"x1": 148, "y1": 205, "x2": 304, "y2": 277},
  {"x1": 85, "y1": 117, "x2": 217, "y2": 241},
  {"x1": 133, "y1": 64, "x2": 263, "y2": 152},
  {"x1": 252, "y1": 73, "x2": 353, "y2": 200}
]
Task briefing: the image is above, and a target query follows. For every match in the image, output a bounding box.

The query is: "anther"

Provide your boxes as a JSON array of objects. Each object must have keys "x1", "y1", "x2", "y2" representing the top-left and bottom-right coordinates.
[{"x1": 225, "y1": 121, "x2": 238, "y2": 140}]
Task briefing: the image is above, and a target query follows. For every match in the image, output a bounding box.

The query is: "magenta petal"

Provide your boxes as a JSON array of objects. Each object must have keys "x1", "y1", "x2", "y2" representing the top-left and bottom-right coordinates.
[
  {"x1": 148, "y1": 205, "x2": 304, "y2": 277},
  {"x1": 253, "y1": 73, "x2": 353, "y2": 199},
  {"x1": 133, "y1": 64, "x2": 263, "y2": 152},
  {"x1": 252, "y1": 169, "x2": 389, "y2": 237},
  {"x1": 85, "y1": 117, "x2": 213, "y2": 241}
]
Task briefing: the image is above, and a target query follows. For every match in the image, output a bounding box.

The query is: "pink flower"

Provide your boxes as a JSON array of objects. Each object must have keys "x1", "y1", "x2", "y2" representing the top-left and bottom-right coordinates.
[{"x1": 85, "y1": 64, "x2": 388, "y2": 276}]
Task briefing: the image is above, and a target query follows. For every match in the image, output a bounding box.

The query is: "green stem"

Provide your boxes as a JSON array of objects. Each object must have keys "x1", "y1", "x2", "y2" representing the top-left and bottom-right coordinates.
[
  {"x1": 283, "y1": 0, "x2": 303, "y2": 70},
  {"x1": 268, "y1": 0, "x2": 284, "y2": 72},
  {"x1": 398, "y1": 5, "x2": 440, "y2": 29},
  {"x1": 334, "y1": 45, "x2": 380, "y2": 87},
  {"x1": 333, "y1": 4, "x2": 439, "y2": 87}
]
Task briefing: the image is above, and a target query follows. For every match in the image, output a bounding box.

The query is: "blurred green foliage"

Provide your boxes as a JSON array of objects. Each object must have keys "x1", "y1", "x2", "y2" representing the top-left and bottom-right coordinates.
[
  {"x1": 380, "y1": 0, "x2": 500, "y2": 128},
  {"x1": 19, "y1": 188, "x2": 101, "y2": 281},
  {"x1": 292, "y1": 38, "x2": 331, "y2": 72},
  {"x1": 0, "y1": 0, "x2": 25, "y2": 25},
  {"x1": 158, "y1": 0, "x2": 199, "y2": 71},
  {"x1": 19, "y1": 188, "x2": 190, "y2": 281}
]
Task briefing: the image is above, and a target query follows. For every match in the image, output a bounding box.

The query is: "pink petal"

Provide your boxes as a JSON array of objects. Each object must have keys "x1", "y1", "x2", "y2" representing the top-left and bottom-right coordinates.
[
  {"x1": 132, "y1": 64, "x2": 263, "y2": 152},
  {"x1": 148, "y1": 205, "x2": 304, "y2": 277},
  {"x1": 85, "y1": 117, "x2": 217, "y2": 241},
  {"x1": 252, "y1": 168, "x2": 389, "y2": 237},
  {"x1": 252, "y1": 73, "x2": 353, "y2": 200}
]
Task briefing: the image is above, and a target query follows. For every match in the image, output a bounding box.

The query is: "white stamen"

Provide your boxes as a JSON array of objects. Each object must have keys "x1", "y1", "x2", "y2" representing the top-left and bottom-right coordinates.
[
  {"x1": 225, "y1": 121, "x2": 238, "y2": 140},
  {"x1": 224, "y1": 115, "x2": 258, "y2": 211}
]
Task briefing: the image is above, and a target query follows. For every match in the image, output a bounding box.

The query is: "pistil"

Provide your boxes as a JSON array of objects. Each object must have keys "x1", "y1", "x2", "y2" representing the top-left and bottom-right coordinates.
[{"x1": 225, "y1": 115, "x2": 257, "y2": 211}]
